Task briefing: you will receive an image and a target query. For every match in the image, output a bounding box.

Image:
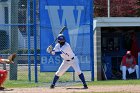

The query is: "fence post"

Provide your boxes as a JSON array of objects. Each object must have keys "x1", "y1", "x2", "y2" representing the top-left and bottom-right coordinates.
[
  {"x1": 33, "y1": 0, "x2": 38, "y2": 83},
  {"x1": 27, "y1": 0, "x2": 31, "y2": 82},
  {"x1": 10, "y1": 0, "x2": 18, "y2": 80},
  {"x1": 90, "y1": 0, "x2": 94, "y2": 81}
]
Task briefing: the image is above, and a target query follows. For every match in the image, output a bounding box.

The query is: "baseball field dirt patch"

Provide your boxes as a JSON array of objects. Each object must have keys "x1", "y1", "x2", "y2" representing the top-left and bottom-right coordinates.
[{"x1": 1, "y1": 85, "x2": 140, "y2": 93}]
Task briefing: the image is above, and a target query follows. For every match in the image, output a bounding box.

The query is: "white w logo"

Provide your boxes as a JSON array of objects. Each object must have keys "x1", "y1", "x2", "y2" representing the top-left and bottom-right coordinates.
[
  {"x1": 45, "y1": 6, "x2": 84, "y2": 30},
  {"x1": 45, "y1": 6, "x2": 84, "y2": 48}
]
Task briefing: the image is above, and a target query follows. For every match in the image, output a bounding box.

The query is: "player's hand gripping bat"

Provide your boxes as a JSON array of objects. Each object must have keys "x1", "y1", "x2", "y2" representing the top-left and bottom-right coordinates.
[{"x1": 46, "y1": 26, "x2": 67, "y2": 53}]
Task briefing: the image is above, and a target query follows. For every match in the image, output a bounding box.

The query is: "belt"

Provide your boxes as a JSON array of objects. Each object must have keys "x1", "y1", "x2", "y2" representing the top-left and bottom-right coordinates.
[{"x1": 66, "y1": 57, "x2": 74, "y2": 61}]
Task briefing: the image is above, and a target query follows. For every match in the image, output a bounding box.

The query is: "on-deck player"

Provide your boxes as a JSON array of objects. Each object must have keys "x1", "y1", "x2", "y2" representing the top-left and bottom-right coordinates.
[{"x1": 47, "y1": 34, "x2": 88, "y2": 89}]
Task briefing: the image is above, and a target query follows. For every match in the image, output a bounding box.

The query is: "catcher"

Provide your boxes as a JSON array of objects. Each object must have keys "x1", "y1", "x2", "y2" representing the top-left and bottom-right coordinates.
[
  {"x1": 47, "y1": 34, "x2": 88, "y2": 89},
  {"x1": 0, "y1": 53, "x2": 16, "y2": 90}
]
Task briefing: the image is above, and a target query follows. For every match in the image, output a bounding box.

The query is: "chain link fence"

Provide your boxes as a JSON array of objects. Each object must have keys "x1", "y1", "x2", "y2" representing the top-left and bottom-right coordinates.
[
  {"x1": 0, "y1": 0, "x2": 91, "y2": 87},
  {"x1": 0, "y1": 0, "x2": 40, "y2": 84}
]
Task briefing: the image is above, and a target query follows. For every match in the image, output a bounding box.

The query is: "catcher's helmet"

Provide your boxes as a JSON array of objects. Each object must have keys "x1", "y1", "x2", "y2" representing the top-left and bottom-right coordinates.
[{"x1": 57, "y1": 34, "x2": 65, "y2": 42}]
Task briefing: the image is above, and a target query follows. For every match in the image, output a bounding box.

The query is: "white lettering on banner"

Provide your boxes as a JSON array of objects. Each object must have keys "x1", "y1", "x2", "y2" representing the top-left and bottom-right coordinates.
[
  {"x1": 55, "y1": 56, "x2": 61, "y2": 64},
  {"x1": 61, "y1": 6, "x2": 84, "y2": 27},
  {"x1": 45, "y1": 6, "x2": 84, "y2": 49},
  {"x1": 41, "y1": 56, "x2": 61, "y2": 64},
  {"x1": 41, "y1": 56, "x2": 89, "y2": 65},
  {"x1": 41, "y1": 56, "x2": 47, "y2": 64},
  {"x1": 48, "y1": 56, "x2": 54, "y2": 64},
  {"x1": 45, "y1": 6, "x2": 84, "y2": 29},
  {"x1": 78, "y1": 55, "x2": 90, "y2": 63}
]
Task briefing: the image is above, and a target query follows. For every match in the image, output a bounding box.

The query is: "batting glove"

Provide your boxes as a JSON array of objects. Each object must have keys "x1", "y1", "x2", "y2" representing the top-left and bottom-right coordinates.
[{"x1": 46, "y1": 45, "x2": 53, "y2": 53}]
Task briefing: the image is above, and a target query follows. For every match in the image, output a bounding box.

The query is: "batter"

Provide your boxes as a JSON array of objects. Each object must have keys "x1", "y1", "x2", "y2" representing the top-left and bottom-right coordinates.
[{"x1": 47, "y1": 34, "x2": 88, "y2": 89}]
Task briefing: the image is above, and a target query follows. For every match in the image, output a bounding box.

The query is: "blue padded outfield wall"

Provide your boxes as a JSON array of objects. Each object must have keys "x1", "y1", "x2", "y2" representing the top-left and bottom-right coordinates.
[{"x1": 40, "y1": 0, "x2": 93, "y2": 72}]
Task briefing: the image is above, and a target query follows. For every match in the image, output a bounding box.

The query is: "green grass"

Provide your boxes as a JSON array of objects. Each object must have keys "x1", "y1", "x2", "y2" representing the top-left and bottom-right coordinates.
[
  {"x1": 87, "y1": 79, "x2": 140, "y2": 86},
  {"x1": 5, "y1": 79, "x2": 140, "y2": 88},
  {"x1": 5, "y1": 80, "x2": 42, "y2": 88},
  {"x1": 4, "y1": 68, "x2": 140, "y2": 88},
  {"x1": 4, "y1": 79, "x2": 140, "y2": 93},
  {"x1": 4, "y1": 71, "x2": 73, "y2": 88}
]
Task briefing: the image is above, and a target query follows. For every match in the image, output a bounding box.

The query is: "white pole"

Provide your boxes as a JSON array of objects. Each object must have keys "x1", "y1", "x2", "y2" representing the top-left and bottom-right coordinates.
[{"x1": 108, "y1": 0, "x2": 110, "y2": 17}]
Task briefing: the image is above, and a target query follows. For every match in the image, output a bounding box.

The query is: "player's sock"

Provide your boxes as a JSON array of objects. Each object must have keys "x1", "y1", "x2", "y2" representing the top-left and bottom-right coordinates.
[
  {"x1": 79, "y1": 73, "x2": 87, "y2": 87},
  {"x1": 52, "y1": 75, "x2": 59, "y2": 86}
]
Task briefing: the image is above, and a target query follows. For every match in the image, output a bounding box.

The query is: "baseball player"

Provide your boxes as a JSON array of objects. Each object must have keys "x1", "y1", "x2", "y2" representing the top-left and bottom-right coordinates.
[
  {"x1": 0, "y1": 53, "x2": 16, "y2": 90},
  {"x1": 120, "y1": 51, "x2": 139, "y2": 80},
  {"x1": 47, "y1": 34, "x2": 88, "y2": 89}
]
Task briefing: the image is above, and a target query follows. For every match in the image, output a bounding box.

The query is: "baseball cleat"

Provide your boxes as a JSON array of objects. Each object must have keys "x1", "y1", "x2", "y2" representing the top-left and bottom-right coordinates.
[
  {"x1": 50, "y1": 84, "x2": 55, "y2": 89},
  {"x1": 0, "y1": 87, "x2": 5, "y2": 90},
  {"x1": 8, "y1": 53, "x2": 16, "y2": 62},
  {"x1": 83, "y1": 84, "x2": 88, "y2": 89}
]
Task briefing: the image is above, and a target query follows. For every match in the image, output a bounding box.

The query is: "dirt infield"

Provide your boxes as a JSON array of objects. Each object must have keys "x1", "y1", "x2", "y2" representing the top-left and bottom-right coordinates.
[{"x1": 1, "y1": 85, "x2": 140, "y2": 93}]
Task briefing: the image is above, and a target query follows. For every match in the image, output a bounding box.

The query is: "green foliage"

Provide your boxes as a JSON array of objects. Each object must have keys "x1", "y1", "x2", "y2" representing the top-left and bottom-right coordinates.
[
  {"x1": 17, "y1": 49, "x2": 40, "y2": 54},
  {"x1": 0, "y1": 49, "x2": 10, "y2": 54},
  {"x1": 135, "y1": 0, "x2": 140, "y2": 16},
  {"x1": 136, "y1": 0, "x2": 140, "y2": 5},
  {"x1": 0, "y1": 49, "x2": 40, "y2": 54}
]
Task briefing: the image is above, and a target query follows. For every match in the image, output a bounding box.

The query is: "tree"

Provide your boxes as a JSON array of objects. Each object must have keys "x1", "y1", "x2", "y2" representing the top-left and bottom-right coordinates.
[
  {"x1": 94, "y1": 0, "x2": 108, "y2": 17},
  {"x1": 135, "y1": 0, "x2": 140, "y2": 16},
  {"x1": 94, "y1": 0, "x2": 138, "y2": 17}
]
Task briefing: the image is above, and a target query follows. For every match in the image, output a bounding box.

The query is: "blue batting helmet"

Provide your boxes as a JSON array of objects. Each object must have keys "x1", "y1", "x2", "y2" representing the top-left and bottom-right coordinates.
[{"x1": 57, "y1": 34, "x2": 65, "y2": 42}]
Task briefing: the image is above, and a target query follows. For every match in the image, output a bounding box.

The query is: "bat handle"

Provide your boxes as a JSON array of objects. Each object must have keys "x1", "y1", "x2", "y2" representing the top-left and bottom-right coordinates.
[{"x1": 51, "y1": 39, "x2": 57, "y2": 46}]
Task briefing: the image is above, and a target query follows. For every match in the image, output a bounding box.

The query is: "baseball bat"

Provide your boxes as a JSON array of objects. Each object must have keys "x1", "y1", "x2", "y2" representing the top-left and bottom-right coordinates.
[{"x1": 51, "y1": 26, "x2": 67, "y2": 45}]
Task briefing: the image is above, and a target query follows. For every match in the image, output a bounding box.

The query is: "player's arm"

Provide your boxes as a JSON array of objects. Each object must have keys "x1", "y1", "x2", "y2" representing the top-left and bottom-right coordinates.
[
  {"x1": 131, "y1": 56, "x2": 136, "y2": 68},
  {"x1": 0, "y1": 53, "x2": 16, "y2": 64},
  {"x1": 0, "y1": 60, "x2": 14, "y2": 64},
  {"x1": 0, "y1": 59, "x2": 6, "y2": 64},
  {"x1": 0, "y1": 58, "x2": 11, "y2": 64},
  {"x1": 46, "y1": 44, "x2": 62, "y2": 55},
  {"x1": 46, "y1": 45, "x2": 54, "y2": 55}
]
